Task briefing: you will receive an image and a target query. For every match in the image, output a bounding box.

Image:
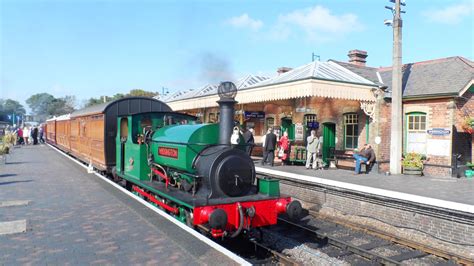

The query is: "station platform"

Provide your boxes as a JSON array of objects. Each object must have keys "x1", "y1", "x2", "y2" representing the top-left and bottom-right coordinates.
[
  {"x1": 255, "y1": 163, "x2": 474, "y2": 214},
  {"x1": 0, "y1": 145, "x2": 245, "y2": 265},
  {"x1": 255, "y1": 163, "x2": 474, "y2": 259}
]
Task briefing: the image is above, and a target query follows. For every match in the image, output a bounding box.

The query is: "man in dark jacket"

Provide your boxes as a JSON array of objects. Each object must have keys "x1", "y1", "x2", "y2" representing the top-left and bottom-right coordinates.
[
  {"x1": 262, "y1": 127, "x2": 277, "y2": 166},
  {"x1": 243, "y1": 128, "x2": 255, "y2": 156},
  {"x1": 353, "y1": 144, "x2": 376, "y2": 174}
]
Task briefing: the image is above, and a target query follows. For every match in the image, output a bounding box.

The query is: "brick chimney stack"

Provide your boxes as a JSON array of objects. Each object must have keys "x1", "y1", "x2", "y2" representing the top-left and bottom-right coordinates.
[
  {"x1": 277, "y1": 67, "x2": 293, "y2": 75},
  {"x1": 348, "y1": 50, "x2": 368, "y2": 66}
]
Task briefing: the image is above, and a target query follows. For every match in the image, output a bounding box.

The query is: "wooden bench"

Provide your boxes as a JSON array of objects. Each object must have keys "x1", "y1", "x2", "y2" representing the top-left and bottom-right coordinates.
[{"x1": 330, "y1": 149, "x2": 374, "y2": 173}]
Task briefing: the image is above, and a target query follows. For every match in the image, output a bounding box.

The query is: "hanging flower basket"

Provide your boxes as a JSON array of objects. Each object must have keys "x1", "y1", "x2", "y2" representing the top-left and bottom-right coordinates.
[{"x1": 461, "y1": 117, "x2": 474, "y2": 134}]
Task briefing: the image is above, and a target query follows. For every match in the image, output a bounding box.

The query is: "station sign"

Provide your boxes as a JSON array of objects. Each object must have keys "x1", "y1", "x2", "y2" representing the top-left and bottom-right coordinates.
[
  {"x1": 244, "y1": 111, "x2": 265, "y2": 119},
  {"x1": 295, "y1": 123, "x2": 304, "y2": 141},
  {"x1": 306, "y1": 121, "x2": 319, "y2": 129},
  {"x1": 427, "y1": 128, "x2": 450, "y2": 136}
]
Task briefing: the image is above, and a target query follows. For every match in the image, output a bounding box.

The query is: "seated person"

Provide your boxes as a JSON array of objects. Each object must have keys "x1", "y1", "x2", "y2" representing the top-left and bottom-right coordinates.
[{"x1": 353, "y1": 144, "x2": 376, "y2": 175}]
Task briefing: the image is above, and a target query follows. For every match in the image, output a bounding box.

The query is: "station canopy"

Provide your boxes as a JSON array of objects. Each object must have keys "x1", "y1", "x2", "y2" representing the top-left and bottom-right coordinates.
[{"x1": 164, "y1": 61, "x2": 378, "y2": 111}]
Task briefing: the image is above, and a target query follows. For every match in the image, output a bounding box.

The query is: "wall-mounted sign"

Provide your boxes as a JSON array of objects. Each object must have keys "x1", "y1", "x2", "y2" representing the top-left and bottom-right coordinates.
[
  {"x1": 427, "y1": 128, "x2": 450, "y2": 136},
  {"x1": 295, "y1": 123, "x2": 304, "y2": 141},
  {"x1": 427, "y1": 139, "x2": 450, "y2": 156},
  {"x1": 375, "y1": 136, "x2": 381, "y2": 145},
  {"x1": 306, "y1": 121, "x2": 319, "y2": 129},
  {"x1": 296, "y1": 107, "x2": 315, "y2": 113},
  {"x1": 244, "y1": 111, "x2": 265, "y2": 119}
]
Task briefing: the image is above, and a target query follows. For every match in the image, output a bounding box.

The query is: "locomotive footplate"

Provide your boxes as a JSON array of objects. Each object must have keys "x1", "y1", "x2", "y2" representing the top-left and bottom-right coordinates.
[
  {"x1": 138, "y1": 178, "x2": 284, "y2": 207},
  {"x1": 120, "y1": 173, "x2": 301, "y2": 238}
]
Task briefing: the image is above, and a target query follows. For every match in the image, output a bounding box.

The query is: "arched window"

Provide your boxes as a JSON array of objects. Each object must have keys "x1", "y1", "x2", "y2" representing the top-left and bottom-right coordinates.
[
  {"x1": 344, "y1": 113, "x2": 359, "y2": 149},
  {"x1": 406, "y1": 112, "x2": 427, "y2": 154},
  {"x1": 304, "y1": 114, "x2": 317, "y2": 124}
]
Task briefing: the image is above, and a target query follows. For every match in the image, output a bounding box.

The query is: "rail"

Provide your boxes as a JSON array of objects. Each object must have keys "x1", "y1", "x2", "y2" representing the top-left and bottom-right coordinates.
[{"x1": 278, "y1": 217, "x2": 403, "y2": 265}]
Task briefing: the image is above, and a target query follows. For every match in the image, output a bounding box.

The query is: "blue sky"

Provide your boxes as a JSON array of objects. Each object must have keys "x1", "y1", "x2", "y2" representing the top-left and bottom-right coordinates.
[{"x1": 1, "y1": 0, "x2": 473, "y2": 111}]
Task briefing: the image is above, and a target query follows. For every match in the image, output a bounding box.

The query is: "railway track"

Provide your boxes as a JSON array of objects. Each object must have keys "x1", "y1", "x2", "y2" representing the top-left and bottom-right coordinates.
[
  {"x1": 259, "y1": 214, "x2": 461, "y2": 265},
  {"x1": 311, "y1": 211, "x2": 474, "y2": 265}
]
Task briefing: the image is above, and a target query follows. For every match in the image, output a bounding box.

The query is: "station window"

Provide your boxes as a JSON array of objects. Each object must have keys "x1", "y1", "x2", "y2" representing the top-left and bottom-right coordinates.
[
  {"x1": 208, "y1": 113, "x2": 216, "y2": 123},
  {"x1": 406, "y1": 112, "x2": 427, "y2": 154},
  {"x1": 266, "y1": 117, "x2": 275, "y2": 131},
  {"x1": 304, "y1": 114, "x2": 317, "y2": 124},
  {"x1": 344, "y1": 113, "x2": 359, "y2": 149}
]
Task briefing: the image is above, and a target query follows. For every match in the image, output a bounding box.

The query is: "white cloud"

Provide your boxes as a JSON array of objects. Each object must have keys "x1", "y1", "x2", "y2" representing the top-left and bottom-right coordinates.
[
  {"x1": 226, "y1": 13, "x2": 263, "y2": 31},
  {"x1": 423, "y1": 2, "x2": 473, "y2": 24},
  {"x1": 268, "y1": 5, "x2": 363, "y2": 42}
]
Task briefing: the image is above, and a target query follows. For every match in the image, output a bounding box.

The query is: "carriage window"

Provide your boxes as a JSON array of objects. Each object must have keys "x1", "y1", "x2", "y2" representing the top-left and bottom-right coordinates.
[
  {"x1": 141, "y1": 117, "x2": 152, "y2": 130},
  {"x1": 120, "y1": 118, "x2": 128, "y2": 140}
]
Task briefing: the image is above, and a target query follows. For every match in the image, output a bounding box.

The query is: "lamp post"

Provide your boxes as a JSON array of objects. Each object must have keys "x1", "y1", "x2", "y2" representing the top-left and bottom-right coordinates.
[{"x1": 386, "y1": 0, "x2": 405, "y2": 174}]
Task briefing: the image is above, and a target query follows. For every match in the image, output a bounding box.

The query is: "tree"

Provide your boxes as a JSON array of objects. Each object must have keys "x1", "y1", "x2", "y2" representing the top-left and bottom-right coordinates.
[
  {"x1": 1, "y1": 99, "x2": 26, "y2": 115},
  {"x1": 0, "y1": 98, "x2": 26, "y2": 123},
  {"x1": 83, "y1": 89, "x2": 156, "y2": 108},
  {"x1": 46, "y1": 96, "x2": 76, "y2": 116},
  {"x1": 26, "y1": 93, "x2": 55, "y2": 115},
  {"x1": 85, "y1": 97, "x2": 103, "y2": 108},
  {"x1": 128, "y1": 89, "x2": 158, "y2": 98}
]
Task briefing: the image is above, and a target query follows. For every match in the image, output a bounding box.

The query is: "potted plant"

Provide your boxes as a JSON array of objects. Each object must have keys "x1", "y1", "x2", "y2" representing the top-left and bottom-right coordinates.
[
  {"x1": 461, "y1": 116, "x2": 474, "y2": 134},
  {"x1": 0, "y1": 133, "x2": 16, "y2": 164},
  {"x1": 466, "y1": 162, "x2": 474, "y2": 178},
  {"x1": 402, "y1": 152, "x2": 426, "y2": 176},
  {"x1": 0, "y1": 143, "x2": 9, "y2": 164}
]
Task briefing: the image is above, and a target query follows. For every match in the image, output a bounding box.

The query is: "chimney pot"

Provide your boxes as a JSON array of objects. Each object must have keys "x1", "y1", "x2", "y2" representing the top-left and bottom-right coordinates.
[{"x1": 348, "y1": 50, "x2": 368, "y2": 66}]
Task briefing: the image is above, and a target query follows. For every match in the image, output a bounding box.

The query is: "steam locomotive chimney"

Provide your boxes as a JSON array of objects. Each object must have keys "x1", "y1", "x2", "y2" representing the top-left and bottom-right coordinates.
[{"x1": 217, "y1": 82, "x2": 238, "y2": 146}]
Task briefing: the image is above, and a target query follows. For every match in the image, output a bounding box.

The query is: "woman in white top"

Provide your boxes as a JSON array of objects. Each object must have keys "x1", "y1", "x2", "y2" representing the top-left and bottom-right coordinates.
[{"x1": 23, "y1": 126, "x2": 30, "y2": 145}]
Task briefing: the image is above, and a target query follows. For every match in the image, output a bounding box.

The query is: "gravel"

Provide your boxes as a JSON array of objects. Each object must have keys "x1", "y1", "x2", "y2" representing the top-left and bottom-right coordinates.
[{"x1": 262, "y1": 229, "x2": 349, "y2": 266}]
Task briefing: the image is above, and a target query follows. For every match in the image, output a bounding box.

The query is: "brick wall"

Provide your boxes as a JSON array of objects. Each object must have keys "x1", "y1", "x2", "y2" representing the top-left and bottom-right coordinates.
[
  {"x1": 280, "y1": 181, "x2": 474, "y2": 258},
  {"x1": 377, "y1": 96, "x2": 473, "y2": 176}
]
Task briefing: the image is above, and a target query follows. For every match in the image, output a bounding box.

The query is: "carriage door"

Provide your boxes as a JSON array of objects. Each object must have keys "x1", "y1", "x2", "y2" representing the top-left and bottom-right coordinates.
[
  {"x1": 119, "y1": 118, "x2": 129, "y2": 173},
  {"x1": 322, "y1": 122, "x2": 336, "y2": 165}
]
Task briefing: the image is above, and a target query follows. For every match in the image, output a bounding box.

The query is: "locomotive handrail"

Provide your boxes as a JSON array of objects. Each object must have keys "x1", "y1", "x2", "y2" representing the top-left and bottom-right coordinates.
[
  {"x1": 150, "y1": 139, "x2": 251, "y2": 147},
  {"x1": 230, "y1": 202, "x2": 244, "y2": 238}
]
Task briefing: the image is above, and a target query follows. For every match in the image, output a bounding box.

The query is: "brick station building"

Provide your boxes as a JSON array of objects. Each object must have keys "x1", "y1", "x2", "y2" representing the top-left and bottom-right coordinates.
[{"x1": 161, "y1": 51, "x2": 473, "y2": 177}]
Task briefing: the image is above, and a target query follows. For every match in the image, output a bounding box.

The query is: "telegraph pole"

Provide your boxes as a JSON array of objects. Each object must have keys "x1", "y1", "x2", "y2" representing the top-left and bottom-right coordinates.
[{"x1": 387, "y1": 0, "x2": 404, "y2": 174}]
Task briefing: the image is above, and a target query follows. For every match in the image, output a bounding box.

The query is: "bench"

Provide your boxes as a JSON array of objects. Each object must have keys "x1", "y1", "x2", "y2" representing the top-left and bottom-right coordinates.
[{"x1": 329, "y1": 148, "x2": 374, "y2": 173}]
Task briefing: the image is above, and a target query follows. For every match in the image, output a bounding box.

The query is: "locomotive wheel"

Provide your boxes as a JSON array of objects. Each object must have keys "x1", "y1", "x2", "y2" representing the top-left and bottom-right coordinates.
[
  {"x1": 111, "y1": 167, "x2": 122, "y2": 182},
  {"x1": 185, "y1": 210, "x2": 194, "y2": 228},
  {"x1": 248, "y1": 228, "x2": 263, "y2": 242},
  {"x1": 125, "y1": 180, "x2": 133, "y2": 191}
]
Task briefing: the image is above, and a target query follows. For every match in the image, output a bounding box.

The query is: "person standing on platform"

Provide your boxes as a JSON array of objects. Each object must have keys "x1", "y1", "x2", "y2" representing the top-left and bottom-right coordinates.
[
  {"x1": 261, "y1": 127, "x2": 277, "y2": 167},
  {"x1": 23, "y1": 126, "x2": 30, "y2": 145},
  {"x1": 39, "y1": 125, "x2": 45, "y2": 144},
  {"x1": 16, "y1": 127, "x2": 24, "y2": 145},
  {"x1": 305, "y1": 130, "x2": 321, "y2": 169},
  {"x1": 243, "y1": 128, "x2": 255, "y2": 156},
  {"x1": 32, "y1": 126, "x2": 39, "y2": 145},
  {"x1": 278, "y1": 131, "x2": 290, "y2": 165}
]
